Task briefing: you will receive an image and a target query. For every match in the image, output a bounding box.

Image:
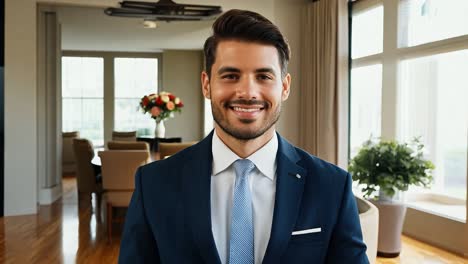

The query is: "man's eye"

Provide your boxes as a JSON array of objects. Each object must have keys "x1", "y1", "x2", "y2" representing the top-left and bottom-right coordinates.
[
  {"x1": 258, "y1": 74, "x2": 273, "y2": 80},
  {"x1": 222, "y1": 74, "x2": 238, "y2": 80}
]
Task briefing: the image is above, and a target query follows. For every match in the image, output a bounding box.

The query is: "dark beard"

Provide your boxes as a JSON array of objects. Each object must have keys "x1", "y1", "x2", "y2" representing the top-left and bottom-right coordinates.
[{"x1": 211, "y1": 99, "x2": 281, "y2": 141}]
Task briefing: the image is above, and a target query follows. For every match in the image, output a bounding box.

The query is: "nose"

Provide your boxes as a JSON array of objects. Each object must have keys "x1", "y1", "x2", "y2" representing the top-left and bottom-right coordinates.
[{"x1": 235, "y1": 75, "x2": 259, "y2": 99}]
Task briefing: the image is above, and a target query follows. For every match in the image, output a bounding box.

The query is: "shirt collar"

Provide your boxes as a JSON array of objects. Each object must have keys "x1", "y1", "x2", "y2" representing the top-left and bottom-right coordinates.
[{"x1": 211, "y1": 130, "x2": 278, "y2": 181}]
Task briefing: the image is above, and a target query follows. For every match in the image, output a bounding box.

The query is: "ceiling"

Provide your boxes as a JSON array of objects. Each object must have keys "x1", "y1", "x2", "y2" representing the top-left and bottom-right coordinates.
[{"x1": 57, "y1": 0, "x2": 275, "y2": 52}]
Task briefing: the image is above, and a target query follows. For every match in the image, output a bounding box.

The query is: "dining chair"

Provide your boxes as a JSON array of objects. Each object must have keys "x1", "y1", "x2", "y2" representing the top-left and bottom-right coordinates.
[
  {"x1": 73, "y1": 138, "x2": 103, "y2": 206},
  {"x1": 159, "y1": 141, "x2": 197, "y2": 159},
  {"x1": 112, "y1": 131, "x2": 137, "y2": 141},
  {"x1": 107, "y1": 141, "x2": 149, "y2": 151},
  {"x1": 62, "y1": 131, "x2": 80, "y2": 175},
  {"x1": 98, "y1": 150, "x2": 150, "y2": 242}
]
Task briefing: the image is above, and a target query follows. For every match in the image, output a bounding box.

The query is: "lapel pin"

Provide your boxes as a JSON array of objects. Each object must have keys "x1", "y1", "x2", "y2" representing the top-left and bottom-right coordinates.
[{"x1": 288, "y1": 172, "x2": 303, "y2": 179}]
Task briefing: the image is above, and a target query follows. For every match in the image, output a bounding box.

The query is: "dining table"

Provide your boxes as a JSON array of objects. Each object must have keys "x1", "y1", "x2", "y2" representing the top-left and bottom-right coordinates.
[
  {"x1": 91, "y1": 147, "x2": 160, "y2": 166},
  {"x1": 136, "y1": 136, "x2": 182, "y2": 152}
]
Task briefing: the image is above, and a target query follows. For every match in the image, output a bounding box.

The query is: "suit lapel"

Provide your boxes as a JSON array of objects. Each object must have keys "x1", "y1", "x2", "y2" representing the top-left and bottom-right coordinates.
[
  {"x1": 182, "y1": 132, "x2": 221, "y2": 264},
  {"x1": 181, "y1": 132, "x2": 306, "y2": 264},
  {"x1": 262, "y1": 134, "x2": 307, "y2": 264}
]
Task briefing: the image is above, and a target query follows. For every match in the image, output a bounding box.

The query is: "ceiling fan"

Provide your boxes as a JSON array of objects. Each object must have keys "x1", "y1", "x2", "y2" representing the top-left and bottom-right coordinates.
[{"x1": 104, "y1": 0, "x2": 223, "y2": 22}]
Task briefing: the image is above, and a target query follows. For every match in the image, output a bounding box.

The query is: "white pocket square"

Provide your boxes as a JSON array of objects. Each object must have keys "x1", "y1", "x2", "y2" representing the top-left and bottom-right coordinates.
[{"x1": 291, "y1": 227, "x2": 322, "y2": 235}]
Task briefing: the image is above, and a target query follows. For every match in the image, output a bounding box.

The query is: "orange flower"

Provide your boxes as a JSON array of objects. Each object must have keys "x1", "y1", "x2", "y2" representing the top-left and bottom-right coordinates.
[
  {"x1": 166, "y1": 101, "x2": 175, "y2": 111},
  {"x1": 150, "y1": 106, "x2": 162, "y2": 117}
]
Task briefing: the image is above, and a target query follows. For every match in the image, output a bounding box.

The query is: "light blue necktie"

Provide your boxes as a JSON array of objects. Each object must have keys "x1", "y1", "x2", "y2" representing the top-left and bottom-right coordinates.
[{"x1": 229, "y1": 159, "x2": 255, "y2": 264}]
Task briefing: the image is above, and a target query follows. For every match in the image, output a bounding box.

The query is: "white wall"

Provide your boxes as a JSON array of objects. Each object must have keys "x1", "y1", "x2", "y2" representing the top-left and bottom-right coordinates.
[
  {"x1": 163, "y1": 50, "x2": 204, "y2": 142},
  {"x1": 403, "y1": 208, "x2": 468, "y2": 256},
  {"x1": 36, "y1": 8, "x2": 63, "y2": 205},
  {"x1": 58, "y1": 5, "x2": 213, "y2": 51},
  {"x1": 5, "y1": 0, "x2": 38, "y2": 216},
  {"x1": 4, "y1": 0, "x2": 301, "y2": 216}
]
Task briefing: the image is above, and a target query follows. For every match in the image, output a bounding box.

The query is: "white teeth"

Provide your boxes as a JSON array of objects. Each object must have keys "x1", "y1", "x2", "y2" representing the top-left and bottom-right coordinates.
[{"x1": 233, "y1": 107, "x2": 260, "y2": 112}]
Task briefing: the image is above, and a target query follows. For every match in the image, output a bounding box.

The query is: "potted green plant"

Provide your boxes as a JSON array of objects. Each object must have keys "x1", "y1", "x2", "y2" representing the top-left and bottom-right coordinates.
[{"x1": 348, "y1": 138, "x2": 434, "y2": 258}]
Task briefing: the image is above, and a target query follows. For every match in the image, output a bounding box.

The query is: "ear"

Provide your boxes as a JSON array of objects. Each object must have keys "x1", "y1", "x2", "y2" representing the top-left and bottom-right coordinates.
[
  {"x1": 281, "y1": 73, "x2": 291, "y2": 101},
  {"x1": 201, "y1": 71, "x2": 211, "y2": 99}
]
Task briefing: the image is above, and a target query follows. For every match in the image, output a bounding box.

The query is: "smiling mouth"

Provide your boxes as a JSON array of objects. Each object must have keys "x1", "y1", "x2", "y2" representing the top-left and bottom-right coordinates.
[
  {"x1": 226, "y1": 99, "x2": 267, "y2": 112},
  {"x1": 230, "y1": 106, "x2": 264, "y2": 112}
]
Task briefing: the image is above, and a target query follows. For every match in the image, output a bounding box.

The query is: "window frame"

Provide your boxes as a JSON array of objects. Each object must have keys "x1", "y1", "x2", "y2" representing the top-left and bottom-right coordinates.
[
  {"x1": 351, "y1": 0, "x2": 468, "y2": 201},
  {"x1": 113, "y1": 57, "x2": 161, "y2": 136},
  {"x1": 350, "y1": 0, "x2": 468, "y2": 254},
  {"x1": 61, "y1": 56, "x2": 105, "y2": 147},
  {"x1": 62, "y1": 51, "x2": 163, "y2": 145}
]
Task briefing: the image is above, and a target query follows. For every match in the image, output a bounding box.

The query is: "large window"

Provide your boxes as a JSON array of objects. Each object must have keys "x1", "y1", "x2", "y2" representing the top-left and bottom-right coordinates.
[
  {"x1": 62, "y1": 57, "x2": 104, "y2": 146},
  {"x1": 114, "y1": 58, "x2": 158, "y2": 136},
  {"x1": 349, "y1": 4, "x2": 384, "y2": 156},
  {"x1": 351, "y1": 4, "x2": 383, "y2": 58},
  {"x1": 350, "y1": 64, "x2": 382, "y2": 157},
  {"x1": 399, "y1": 50, "x2": 468, "y2": 199},
  {"x1": 350, "y1": 1, "x2": 468, "y2": 204},
  {"x1": 400, "y1": 0, "x2": 468, "y2": 47}
]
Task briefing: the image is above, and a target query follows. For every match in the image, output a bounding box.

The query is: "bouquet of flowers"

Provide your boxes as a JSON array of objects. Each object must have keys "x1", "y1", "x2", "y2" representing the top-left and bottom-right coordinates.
[{"x1": 139, "y1": 91, "x2": 184, "y2": 122}]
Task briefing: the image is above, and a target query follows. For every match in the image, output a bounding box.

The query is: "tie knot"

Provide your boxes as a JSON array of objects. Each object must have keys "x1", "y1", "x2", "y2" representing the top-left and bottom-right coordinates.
[{"x1": 233, "y1": 159, "x2": 255, "y2": 180}]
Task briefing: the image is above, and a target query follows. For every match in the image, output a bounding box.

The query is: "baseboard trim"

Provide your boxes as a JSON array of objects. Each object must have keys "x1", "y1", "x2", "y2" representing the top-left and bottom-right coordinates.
[
  {"x1": 38, "y1": 184, "x2": 62, "y2": 205},
  {"x1": 4, "y1": 207, "x2": 37, "y2": 216}
]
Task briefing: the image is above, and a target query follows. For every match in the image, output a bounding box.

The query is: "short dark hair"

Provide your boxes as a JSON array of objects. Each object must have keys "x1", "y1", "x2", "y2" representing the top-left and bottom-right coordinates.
[{"x1": 203, "y1": 9, "x2": 290, "y2": 78}]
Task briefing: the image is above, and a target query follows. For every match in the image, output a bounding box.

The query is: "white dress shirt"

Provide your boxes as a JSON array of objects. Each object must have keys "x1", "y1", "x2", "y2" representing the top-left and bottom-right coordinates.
[{"x1": 211, "y1": 131, "x2": 278, "y2": 264}]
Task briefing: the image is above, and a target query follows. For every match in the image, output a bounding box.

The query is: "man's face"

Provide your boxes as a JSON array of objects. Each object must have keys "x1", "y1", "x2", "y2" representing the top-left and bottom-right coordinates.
[{"x1": 202, "y1": 40, "x2": 291, "y2": 140}]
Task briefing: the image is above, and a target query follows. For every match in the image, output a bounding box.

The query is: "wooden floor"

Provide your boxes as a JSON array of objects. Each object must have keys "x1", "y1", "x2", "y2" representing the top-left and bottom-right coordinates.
[
  {"x1": 0, "y1": 176, "x2": 466, "y2": 264},
  {"x1": 377, "y1": 236, "x2": 467, "y2": 264}
]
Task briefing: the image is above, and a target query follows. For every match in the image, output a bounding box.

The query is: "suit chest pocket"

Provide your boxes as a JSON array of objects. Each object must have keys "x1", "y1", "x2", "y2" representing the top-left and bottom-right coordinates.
[
  {"x1": 282, "y1": 235, "x2": 325, "y2": 263},
  {"x1": 289, "y1": 232, "x2": 324, "y2": 246}
]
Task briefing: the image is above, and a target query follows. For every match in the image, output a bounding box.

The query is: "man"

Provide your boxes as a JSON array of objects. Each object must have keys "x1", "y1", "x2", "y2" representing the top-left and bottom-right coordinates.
[{"x1": 119, "y1": 9, "x2": 368, "y2": 264}]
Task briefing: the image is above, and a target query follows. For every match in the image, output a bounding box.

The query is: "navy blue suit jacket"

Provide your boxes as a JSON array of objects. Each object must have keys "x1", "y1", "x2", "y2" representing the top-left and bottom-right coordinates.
[{"x1": 119, "y1": 132, "x2": 369, "y2": 263}]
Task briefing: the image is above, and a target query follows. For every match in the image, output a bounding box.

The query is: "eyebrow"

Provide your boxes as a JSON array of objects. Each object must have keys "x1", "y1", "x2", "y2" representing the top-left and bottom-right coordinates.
[
  {"x1": 217, "y1": 66, "x2": 277, "y2": 76},
  {"x1": 255, "y1": 67, "x2": 276, "y2": 76},
  {"x1": 217, "y1": 67, "x2": 240, "y2": 75}
]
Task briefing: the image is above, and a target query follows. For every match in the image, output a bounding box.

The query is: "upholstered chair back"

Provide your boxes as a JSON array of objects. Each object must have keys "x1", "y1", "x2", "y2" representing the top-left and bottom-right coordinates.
[
  {"x1": 62, "y1": 131, "x2": 80, "y2": 174},
  {"x1": 73, "y1": 138, "x2": 101, "y2": 194},
  {"x1": 159, "y1": 142, "x2": 197, "y2": 159},
  {"x1": 112, "y1": 131, "x2": 137, "y2": 141},
  {"x1": 99, "y1": 149, "x2": 149, "y2": 241},
  {"x1": 107, "y1": 141, "x2": 149, "y2": 151},
  {"x1": 98, "y1": 150, "x2": 150, "y2": 206}
]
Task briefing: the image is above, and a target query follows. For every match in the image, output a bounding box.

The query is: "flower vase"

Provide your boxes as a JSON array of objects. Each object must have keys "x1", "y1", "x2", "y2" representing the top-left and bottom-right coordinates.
[{"x1": 155, "y1": 120, "x2": 166, "y2": 138}]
